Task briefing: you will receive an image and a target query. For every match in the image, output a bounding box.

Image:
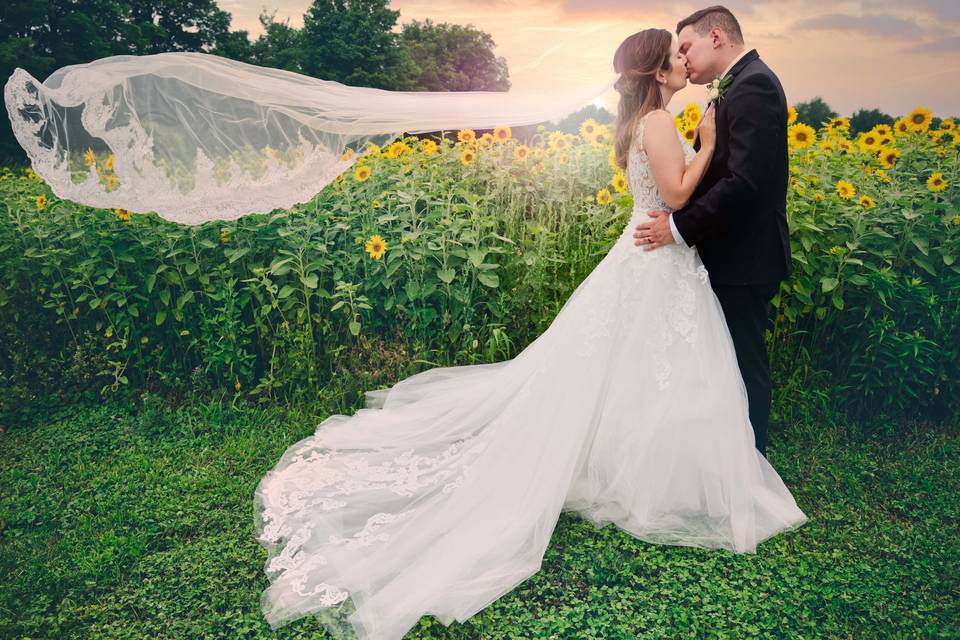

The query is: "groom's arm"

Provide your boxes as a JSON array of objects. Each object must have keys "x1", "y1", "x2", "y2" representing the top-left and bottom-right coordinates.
[{"x1": 671, "y1": 72, "x2": 783, "y2": 248}]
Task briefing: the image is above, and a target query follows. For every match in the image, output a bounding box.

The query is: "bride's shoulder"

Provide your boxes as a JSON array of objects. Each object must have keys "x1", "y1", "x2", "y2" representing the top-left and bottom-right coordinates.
[
  {"x1": 636, "y1": 109, "x2": 676, "y2": 150},
  {"x1": 640, "y1": 109, "x2": 675, "y2": 131}
]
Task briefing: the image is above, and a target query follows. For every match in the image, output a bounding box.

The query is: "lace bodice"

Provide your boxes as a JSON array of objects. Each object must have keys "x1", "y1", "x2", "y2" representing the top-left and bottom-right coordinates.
[{"x1": 627, "y1": 111, "x2": 697, "y2": 214}]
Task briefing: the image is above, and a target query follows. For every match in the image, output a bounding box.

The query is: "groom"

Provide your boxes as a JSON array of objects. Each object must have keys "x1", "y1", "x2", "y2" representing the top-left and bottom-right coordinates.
[{"x1": 633, "y1": 5, "x2": 790, "y2": 458}]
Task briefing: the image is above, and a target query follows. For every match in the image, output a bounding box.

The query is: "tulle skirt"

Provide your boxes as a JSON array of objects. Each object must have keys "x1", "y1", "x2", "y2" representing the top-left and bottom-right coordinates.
[{"x1": 253, "y1": 210, "x2": 808, "y2": 639}]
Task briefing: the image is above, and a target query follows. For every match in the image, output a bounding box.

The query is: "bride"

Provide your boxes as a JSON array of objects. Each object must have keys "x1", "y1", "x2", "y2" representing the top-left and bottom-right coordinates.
[{"x1": 253, "y1": 28, "x2": 808, "y2": 639}]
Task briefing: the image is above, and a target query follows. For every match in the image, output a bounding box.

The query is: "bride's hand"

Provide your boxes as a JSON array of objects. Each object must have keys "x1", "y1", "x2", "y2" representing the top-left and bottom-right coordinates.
[{"x1": 697, "y1": 105, "x2": 717, "y2": 150}]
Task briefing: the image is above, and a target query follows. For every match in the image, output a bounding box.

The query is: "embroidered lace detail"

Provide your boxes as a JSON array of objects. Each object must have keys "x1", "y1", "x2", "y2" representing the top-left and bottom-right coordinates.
[
  {"x1": 328, "y1": 510, "x2": 416, "y2": 548},
  {"x1": 4, "y1": 68, "x2": 353, "y2": 225},
  {"x1": 256, "y1": 421, "x2": 493, "y2": 611},
  {"x1": 575, "y1": 111, "x2": 710, "y2": 377}
]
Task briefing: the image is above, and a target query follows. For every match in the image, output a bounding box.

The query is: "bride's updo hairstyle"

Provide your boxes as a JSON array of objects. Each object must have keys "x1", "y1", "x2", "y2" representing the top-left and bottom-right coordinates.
[{"x1": 612, "y1": 29, "x2": 674, "y2": 171}]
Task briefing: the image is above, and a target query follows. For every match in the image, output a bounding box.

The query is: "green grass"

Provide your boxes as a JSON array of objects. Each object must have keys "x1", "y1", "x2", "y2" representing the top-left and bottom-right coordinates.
[{"x1": 1, "y1": 395, "x2": 957, "y2": 639}]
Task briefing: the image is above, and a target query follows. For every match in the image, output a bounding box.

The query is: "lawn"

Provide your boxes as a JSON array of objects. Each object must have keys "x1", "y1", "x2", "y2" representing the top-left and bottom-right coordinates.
[{"x1": 1, "y1": 395, "x2": 957, "y2": 639}]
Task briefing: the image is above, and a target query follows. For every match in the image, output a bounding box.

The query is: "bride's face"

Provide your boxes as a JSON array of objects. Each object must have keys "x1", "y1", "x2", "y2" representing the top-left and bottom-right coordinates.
[{"x1": 660, "y1": 35, "x2": 689, "y2": 92}]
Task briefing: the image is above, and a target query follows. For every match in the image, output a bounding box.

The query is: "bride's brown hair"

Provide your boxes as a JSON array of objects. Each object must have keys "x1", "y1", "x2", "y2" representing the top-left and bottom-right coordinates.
[{"x1": 612, "y1": 29, "x2": 674, "y2": 171}]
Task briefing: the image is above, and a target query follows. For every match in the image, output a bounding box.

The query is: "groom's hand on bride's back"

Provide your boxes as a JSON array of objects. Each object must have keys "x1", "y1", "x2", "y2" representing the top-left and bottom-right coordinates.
[{"x1": 633, "y1": 210, "x2": 673, "y2": 251}]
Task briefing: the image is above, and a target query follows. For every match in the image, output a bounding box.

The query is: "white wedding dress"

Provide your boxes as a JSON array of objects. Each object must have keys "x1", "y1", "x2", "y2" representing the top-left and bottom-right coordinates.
[{"x1": 253, "y1": 111, "x2": 808, "y2": 639}]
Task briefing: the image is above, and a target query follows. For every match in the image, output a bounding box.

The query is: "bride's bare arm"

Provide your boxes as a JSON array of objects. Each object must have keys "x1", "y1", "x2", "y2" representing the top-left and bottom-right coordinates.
[{"x1": 642, "y1": 108, "x2": 715, "y2": 210}]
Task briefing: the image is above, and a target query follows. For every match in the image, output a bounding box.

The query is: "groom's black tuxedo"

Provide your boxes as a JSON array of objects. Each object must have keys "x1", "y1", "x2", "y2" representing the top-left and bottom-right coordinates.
[{"x1": 672, "y1": 50, "x2": 790, "y2": 457}]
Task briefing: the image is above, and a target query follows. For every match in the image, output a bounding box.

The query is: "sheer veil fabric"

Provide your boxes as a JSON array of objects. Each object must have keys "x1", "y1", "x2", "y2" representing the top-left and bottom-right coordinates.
[
  {"x1": 252, "y1": 113, "x2": 808, "y2": 638},
  {"x1": 4, "y1": 51, "x2": 613, "y2": 225}
]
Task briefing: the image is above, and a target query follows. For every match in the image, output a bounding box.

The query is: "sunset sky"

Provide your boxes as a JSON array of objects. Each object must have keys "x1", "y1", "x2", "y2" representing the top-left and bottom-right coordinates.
[{"x1": 218, "y1": 0, "x2": 960, "y2": 118}]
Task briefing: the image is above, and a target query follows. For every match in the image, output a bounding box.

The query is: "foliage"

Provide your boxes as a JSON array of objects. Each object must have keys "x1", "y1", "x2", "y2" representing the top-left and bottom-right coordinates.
[
  {"x1": 400, "y1": 19, "x2": 510, "y2": 92},
  {"x1": 1, "y1": 105, "x2": 957, "y2": 428},
  {"x1": 299, "y1": 0, "x2": 420, "y2": 90},
  {"x1": 0, "y1": 399, "x2": 956, "y2": 637},
  {"x1": 849, "y1": 107, "x2": 895, "y2": 136},
  {"x1": 794, "y1": 96, "x2": 838, "y2": 129}
]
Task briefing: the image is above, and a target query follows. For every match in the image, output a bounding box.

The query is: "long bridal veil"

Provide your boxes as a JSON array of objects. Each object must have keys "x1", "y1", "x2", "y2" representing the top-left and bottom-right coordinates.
[{"x1": 4, "y1": 41, "x2": 615, "y2": 225}]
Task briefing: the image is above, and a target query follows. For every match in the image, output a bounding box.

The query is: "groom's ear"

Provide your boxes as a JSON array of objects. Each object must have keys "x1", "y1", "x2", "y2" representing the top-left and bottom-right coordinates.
[{"x1": 710, "y1": 26, "x2": 725, "y2": 49}]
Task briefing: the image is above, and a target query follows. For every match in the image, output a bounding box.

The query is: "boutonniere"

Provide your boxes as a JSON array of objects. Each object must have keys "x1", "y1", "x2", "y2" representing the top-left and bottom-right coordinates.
[{"x1": 705, "y1": 75, "x2": 734, "y2": 105}]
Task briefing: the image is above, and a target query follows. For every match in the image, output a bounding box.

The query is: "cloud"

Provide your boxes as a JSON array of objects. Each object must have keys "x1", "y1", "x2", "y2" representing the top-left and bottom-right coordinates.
[
  {"x1": 884, "y1": 0, "x2": 960, "y2": 22},
  {"x1": 793, "y1": 13, "x2": 923, "y2": 38},
  {"x1": 906, "y1": 35, "x2": 960, "y2": 53}
]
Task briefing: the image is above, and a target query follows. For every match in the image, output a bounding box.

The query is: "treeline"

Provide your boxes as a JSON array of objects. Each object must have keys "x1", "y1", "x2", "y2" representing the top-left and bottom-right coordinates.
[
  {"x1": 0, "y1": 0, "x2": 510, "y2": 163},
  {"x1": 794, "y1": 97, "x2": 955, "y2": 135}
]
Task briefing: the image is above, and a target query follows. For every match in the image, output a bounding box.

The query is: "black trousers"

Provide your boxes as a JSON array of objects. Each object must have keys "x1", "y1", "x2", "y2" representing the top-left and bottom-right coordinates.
[{"x1": 711, "y1": 283, "x2": 779, "y2": 458}]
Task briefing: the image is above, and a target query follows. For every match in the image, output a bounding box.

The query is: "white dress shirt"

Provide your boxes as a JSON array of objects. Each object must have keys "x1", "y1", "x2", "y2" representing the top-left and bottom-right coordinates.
[{"x1": 668, "y1": 48, "x2": 751, "y2": 246}]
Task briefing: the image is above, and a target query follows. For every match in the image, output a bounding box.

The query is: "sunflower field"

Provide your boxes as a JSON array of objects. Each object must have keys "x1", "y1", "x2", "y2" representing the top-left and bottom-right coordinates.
[{"x1": 0, "y1": 106, "x2": 957, "y2": 426}]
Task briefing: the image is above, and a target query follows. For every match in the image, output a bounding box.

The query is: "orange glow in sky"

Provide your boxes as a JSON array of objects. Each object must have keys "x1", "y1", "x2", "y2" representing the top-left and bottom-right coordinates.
[{"x1": 218, "y1": 0, "x2": 960, "y2": 117}]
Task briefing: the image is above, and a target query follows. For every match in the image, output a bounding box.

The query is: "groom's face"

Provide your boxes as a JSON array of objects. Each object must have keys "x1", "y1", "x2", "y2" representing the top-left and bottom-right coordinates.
[{"x1": 677, "y1": 25, "x2": 719, "y2": 84}]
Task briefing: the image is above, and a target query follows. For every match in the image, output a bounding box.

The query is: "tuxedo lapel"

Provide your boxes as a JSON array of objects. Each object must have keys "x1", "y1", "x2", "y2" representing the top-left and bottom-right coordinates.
[
  {"x1": 694, "y1": 50, "x2": 760, "y2": 153},
  {"x1": 725, "y1": 49, "x2": 759, "y2": 83}
]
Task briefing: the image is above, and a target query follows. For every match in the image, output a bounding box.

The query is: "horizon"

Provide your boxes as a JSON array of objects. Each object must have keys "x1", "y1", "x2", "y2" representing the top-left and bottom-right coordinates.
[{"x1": 217, "y1": 0, "x2": 960, "y2": 118}]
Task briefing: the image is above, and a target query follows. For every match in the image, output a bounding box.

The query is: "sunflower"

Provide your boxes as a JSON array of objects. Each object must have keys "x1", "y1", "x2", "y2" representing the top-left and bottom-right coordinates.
[
  {"x1": 812, "y1": 191, "x2": 825, "y2": 203},
  {"x1": 83, "y1": 148, "x2": 96, "y2": 166},
  {"x1": 105, "y1": 175, "x2": 119, "y2": 191},
  {"x1": 856, "y1": 131, "x2": 881, "y2": 153},
  {"x1": 339, "y1": 148, "x2": 355, "y2": 162},
  {"x1": 878, "y1": 147, "x2": 900, "y2": 168},
  {"x1": 787, "y1": 106, "x2": 798, "y2": 125},
  {"x1": 419, "y1": 139, "x2": 438, "y2": 156},
  {"x1": 547, "y1": 131, "x2": 569, "y2": 152},
  {"x1": 906, "y1": 106, "x2": 933, "y2": 132},
  {"x1": 35, "y1": 194, "x2": 47, "y2": 209},
  {"x1": 579, "y1": 118, "x2": 600, "y2": 140},
  {"x1": 513, "y1": 144, "x2": 530, "y2": 161},
  {"x1": 872, "y1": 124, "x2": 893, "y2": 138},
  {"x1": 927, "y1": 171, "x2": 948, "y2": 192},
  {"x1": 457, "y1": 128, "x2": 477, "y2": 144},
  {"x1": 940, "y1": 117, "x2": 955, "y2": 131},
  {"x1": 104, "y1": 153, "x2": 115, "y2": 171},
  {"x1": 838, "y1": 139, "x2": 854, "y2": 154},
  {"x1": 788, "y1": 123, "x2": 816, "y2": 148},
  {"x1": 113, "y1": 208, "x2": 131, "y2": 221},
  {"x1": 952, "y1": 130, "x2": 960, "y2": 145},
  {"x1": 611, "y1": 172, "x2": 627, "y2": 193},
  {"x1": 220, "y1": 228, "x2": 230, "y2": 243},
  {"x1": 683, "y1": 103, "x2": 701, "y2": 125},
  {"x1": 893, "y1": 118, "x2": 911, "y2": 136},
  {"x1": 874, "y1": 169, "x2": 891, "y2": 184},
  {"x1": 557, "y1": 153, "x2": 569, "y2": 165},
  {"x1": 675, "y1": 115, "x2": 686, "y2": 132},
  {"x1": 682, "y1": 125, "x2": 697, "y2": 145},
  {"x1": 364, "y1": 234, "x2": 388, "y2": 260},
  {"x1": 354, "y1": 165, "x2": 372, "y2": 182},
  {"x1": 929, "y1": 130, "x2": 949, "y2": 144},
  {"x1": 858, "y1": 195, "x2": 876, "y2": 209},
  {"x1": 596, "y1": 188, "x2": 612, "y2": 205},
  {"x1": 836, "y1": 179, "x2": 856, "y2": 200},
  {"x1": 382, "y1": 141, "x2": 412, "y2": 159},
  {"x1": 590, "y1": 126, "x2": 611, "y2": 146},
  {"x1": 826, "y1": 117, "x2": 850, "y2": 135},
  {"x1": 493, "y1": 126, "x2": 512, "y2": 143},
  {"x1": 818, "y1": 139, "x2": 836, "y2": 154},
  {"x1": 460, "y1": 148, "x2": 477, "y2": 165}
]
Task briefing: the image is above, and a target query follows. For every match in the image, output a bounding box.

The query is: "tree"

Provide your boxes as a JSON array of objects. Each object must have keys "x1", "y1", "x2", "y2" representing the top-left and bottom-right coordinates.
[
  {"x1": 299, "y1": 0, "x2": 419, "y2": 90},
  {"x1": 849, "y1": 108, "x2": 894, "y2": 136},
  {"x1": 555, "y1": 105, "x2": 613, "y2": 135},
  {"x1": 0, "y1": 0, "x2": 244, "y2": 163},
  {"x1": 794, "y1": 97, "x2": 837, "y2": 129},
  {"x1": 126, "y1": 0, "x2": 232, "y2": 54},
  {"x1": 244, "y1": 11, "x2": 305, "y2": 73},
  {"x1": 399, "y1": 19, "x2": 509, "y2": 92}
]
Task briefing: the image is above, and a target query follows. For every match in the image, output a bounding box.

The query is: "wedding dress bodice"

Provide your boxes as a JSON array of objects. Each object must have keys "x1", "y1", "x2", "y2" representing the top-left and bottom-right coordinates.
[{"x1": 627, "y1": 110, "x2": 697, "y2": 215}]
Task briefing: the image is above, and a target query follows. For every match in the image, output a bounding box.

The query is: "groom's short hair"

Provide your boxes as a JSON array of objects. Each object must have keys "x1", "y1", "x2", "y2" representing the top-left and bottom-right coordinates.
[{"x1": 676, "y1": 6, "x2": 744, "y2": 44}]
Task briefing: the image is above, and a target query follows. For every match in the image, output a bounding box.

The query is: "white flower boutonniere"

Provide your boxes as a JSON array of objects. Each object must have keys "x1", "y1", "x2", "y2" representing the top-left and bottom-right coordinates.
[{"x1": 705, "y1": 75, "x2": 734, "y2": 105}]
